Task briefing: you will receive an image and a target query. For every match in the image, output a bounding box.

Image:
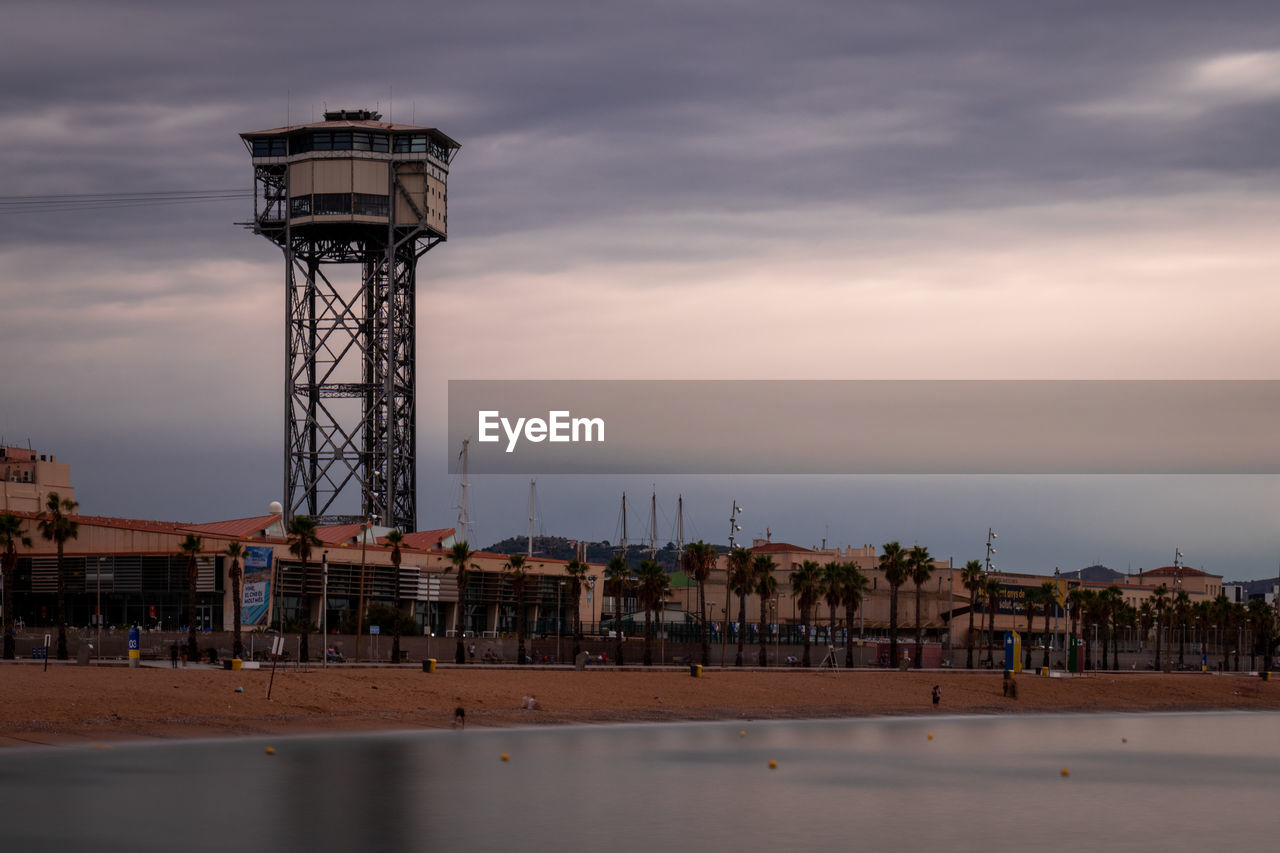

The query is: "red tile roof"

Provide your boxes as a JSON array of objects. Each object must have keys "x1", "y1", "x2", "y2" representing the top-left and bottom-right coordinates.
[
  {"x1": 1141, "y1": 566, "x2": 1216, "y2": 578},
  {"x1": 181, "y1": 514, "x2": 282, "y2": 538},
  {"x1": 317, "y1": 523, "x2": 366, "y2": 545},
  {"x1": 394, "y1": 528, "x2": 455, "y2": 550},
  {"x1": 749, "y1": 542, "x2": 815, "y2": 554}
]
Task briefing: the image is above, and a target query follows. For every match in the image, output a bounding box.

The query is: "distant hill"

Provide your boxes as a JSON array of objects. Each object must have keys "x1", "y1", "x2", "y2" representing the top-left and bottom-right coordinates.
[
  {"x1": 1060, "y1": 564, "x2": 1126, "y2": 584},
  {"x1": 481, "y1": 535, "x2": 721, "y2": 571}
]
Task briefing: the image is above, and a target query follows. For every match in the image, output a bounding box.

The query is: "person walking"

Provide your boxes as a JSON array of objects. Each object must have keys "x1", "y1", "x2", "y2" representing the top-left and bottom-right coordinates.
[{"x1": 931, "y1": 684, "x2": 941, "y2": 707}]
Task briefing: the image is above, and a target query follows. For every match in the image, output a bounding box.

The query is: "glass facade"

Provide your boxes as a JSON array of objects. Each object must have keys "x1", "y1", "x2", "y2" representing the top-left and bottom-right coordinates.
[{"x1": 253, "y1": 130, "x2": 450, "y2": 159}]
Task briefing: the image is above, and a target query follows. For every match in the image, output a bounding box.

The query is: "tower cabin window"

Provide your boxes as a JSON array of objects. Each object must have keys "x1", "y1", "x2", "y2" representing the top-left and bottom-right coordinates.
[
  {"x1": 288, "y1": 131, "x2": 389, "y2": 155},
  {"x1": 252, "y1": 137, "x2": 287, "y2": 157}
]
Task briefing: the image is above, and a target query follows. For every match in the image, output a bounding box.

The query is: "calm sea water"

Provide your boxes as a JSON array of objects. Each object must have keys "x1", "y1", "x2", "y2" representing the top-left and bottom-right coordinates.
[{"x1": 1, "y1": 712, "x2": 1276, "y2": 852}]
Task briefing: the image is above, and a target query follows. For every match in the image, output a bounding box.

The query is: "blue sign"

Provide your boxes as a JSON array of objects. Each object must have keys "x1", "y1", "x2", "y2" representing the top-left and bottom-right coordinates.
[
  {"x1": 244, "y1": 545, "x2": 274, "y2": 570},
  {"x1": 369, "y1": 625, "x2": 380, "y2": 635},
  {"x1": 128, "y1": 627, "x2": 140, "y2": 651}
]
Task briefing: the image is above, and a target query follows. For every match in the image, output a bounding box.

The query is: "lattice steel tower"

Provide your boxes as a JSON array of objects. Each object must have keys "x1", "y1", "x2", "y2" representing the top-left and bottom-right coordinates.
[{"x1": 241, "y1": 109, "x2": 459, "y2": 530}]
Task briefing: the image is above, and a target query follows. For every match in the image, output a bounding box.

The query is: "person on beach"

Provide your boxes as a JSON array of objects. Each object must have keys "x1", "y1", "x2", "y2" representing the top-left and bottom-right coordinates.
[
  {"x1": 453, "y1": 706, "x2": 465, "y2": 728},
  {"x1": 932, "y1": 685, "x2": 941, "y2": 707}
]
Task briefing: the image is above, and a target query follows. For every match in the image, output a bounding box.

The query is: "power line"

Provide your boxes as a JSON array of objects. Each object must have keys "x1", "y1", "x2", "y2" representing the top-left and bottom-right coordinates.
[{"x1": 0, "y1": 188, "x2": 250, "y2": 214}]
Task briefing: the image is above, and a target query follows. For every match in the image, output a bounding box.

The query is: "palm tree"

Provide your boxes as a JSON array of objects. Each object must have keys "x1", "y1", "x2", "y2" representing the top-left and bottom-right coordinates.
[
  {"x1": 1076, "y1": 589, "x2": 1099, "y2": 670},
  {"x1": 984, "y1": 577, "x2": 1002, "y2": 668},
  {"x1": 880, "y1": 542, "x2": 908, "y2": 668},
  {"x1": 444, "y1": 541, "x2": 477, "y2": 664},
  {"x1": 1244, "y1": 598, "x2": 1264, "y2": 671},
  {"x1": 385, "y1": 529, "x2": 405, "y2": 664},
  {"x1": 286, "y1": 514, "x2": 321, "y2": 663},
  {"x1": 1137, "y1": 600, "x2": 1155, "y2": 652},
  {"x1": 1022, "y1": 584, "x2": 1041, "y2": 671},
  {"x1": 224, "y1": 541, "x2": 246, "y2": 660},
  {"x1": 821, "y1": 560, "x2": 845, "y2": 662},
  {"x1": 727, "y1": 546, "x2": 752, "y2": 667},
  {"x1": 1245, "y1": 597, "x2": 1275, "y2": 672},
  {"x1": 636, "y1": 558, "x2": 669, "y2": 666},
  {"x1": 37, "y1": 492, "x2": 79, "y2": 660},
  {"x1": 178, "y1": 533, "x2": 203, "y2": 662},
  {"x1": 1211, "y1": 593, "x2": 1231, "y2": 670},
  {"x1": 1191, "y1": 600, "x2": 1211, "y2": 661},
  {"x1": 1150, "y1": 584, "x2": 1169, "y2": 671},
  {"x1": 0, "y1": 511, "x2": 32, "y2": 660},
  {"x1": 908, "y1": 545, "x2": 932, "y2": 668},
  {"x1": 605, "y1": 554, "x2": 629, "y2": 665},
  {"x1": 1039, "y1": 579, "x2": 1056, "y2": 670},
  {"x1": 504, "y1": 554, "x2": 531, "y2": 665},
  {"x1": 961, "y1": 560, "x2": 984, "y2": 669},
  {"x1": 1099, "y1": 586, "x2": 1123, "y2": 671},
  {"x1": 753, "y1": 555, "x2": 777, "y2": 667},
  {"x1": 564, "y1": 558, "x2": 590, "y2": 659},
  {"x1": 684, "y1": 541, "x2": 717, "y2": 666},
  {"x1": 841, "y1": 563, "x2": 869, "y2": 669},
  {"x1": 1172, "y1": 589, "x2": 1191, "y2": 669},
  {"x1": 1067, "y1": 587, "x2": 1090, "y2": 670},
  {"x1": 1115, "y1": 604, "x2": 1137, "y2": 669},
  {"x1": 790, "y1": 559, "x2": 823, "y2": 667}
]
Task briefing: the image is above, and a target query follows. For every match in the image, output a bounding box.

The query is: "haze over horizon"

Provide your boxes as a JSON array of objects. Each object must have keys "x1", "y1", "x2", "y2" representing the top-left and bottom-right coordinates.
[{"x1": 2, "y1": 2, "x2": 1277, "y2": 578}]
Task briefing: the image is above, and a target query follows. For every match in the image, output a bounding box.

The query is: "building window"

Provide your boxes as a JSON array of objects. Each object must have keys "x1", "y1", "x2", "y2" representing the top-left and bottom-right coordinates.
[
  {"x1": 290, "y1": 195, "x2": 312, "y2": 217},
  {"x1": 252, "y1": 137, "x2": 287, "y2": 157},
  {"x1": 313, "y1": 193, "x2": 352, "y2": 215},
  {"x1": 393, "y1": 134, "x2": 429, "y2": 153},
  {"x1": 352, "y1": 193, "x2": 388, "y2": 217}
]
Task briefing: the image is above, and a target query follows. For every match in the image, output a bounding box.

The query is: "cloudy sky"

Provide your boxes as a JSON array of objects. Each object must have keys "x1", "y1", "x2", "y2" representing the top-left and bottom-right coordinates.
[{"x1": 2, "y1": 1, "x2": 1278, "y2": 578}]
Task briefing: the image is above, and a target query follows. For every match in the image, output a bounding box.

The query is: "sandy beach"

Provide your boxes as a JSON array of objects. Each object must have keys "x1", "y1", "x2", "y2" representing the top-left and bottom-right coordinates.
[{"x1": 1, "y1": 663, "x2": 1276, "y2": 747}]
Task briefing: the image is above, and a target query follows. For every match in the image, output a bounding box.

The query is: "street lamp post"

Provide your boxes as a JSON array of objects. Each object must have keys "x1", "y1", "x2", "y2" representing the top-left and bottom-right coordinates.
[
  {"x1": 557, "y1": 580, "x2": 565, "y2": 664},
  {"x1": 588, "y1": 575, "x2": 598, "y2": 636},
  {"x1": 321, "y1": 551, "x2": 328, "y2": 669},
  {"x1": 1053, "y1": 566, "x2": 1061, "y2": 652},
  {"x1": 355, "y1": 519, "x2": 369, "y2": 662}
]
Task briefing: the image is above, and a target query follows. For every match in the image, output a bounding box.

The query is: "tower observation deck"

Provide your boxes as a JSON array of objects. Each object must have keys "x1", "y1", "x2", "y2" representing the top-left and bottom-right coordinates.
[{"x1": 241, "y1": 109, "x2": 460, "y2": 531}]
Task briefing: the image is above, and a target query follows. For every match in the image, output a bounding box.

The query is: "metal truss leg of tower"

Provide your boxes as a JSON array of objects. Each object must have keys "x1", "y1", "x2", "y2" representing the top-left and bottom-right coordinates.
[{"x1": 284, "y1": 236, "x2": 417, "y2": 532}]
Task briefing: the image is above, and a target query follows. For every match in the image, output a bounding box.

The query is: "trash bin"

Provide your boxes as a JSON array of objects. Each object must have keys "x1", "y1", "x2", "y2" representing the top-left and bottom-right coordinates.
[
  {"x1": 231, "y1": 658, "x2": 243, "y2": 671},
  {"x1": 690, "y1": 664, "x2": 702, "y2": 678},
  {"x1": 422, "y1": 658, "x2": 437, "y2": 673}
]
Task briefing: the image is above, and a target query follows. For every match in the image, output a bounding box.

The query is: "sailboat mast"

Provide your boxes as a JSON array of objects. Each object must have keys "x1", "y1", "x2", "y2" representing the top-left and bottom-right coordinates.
[
  {"x1": 528, "y1": 479, "x2": 536, "y2": 558},
  {"x1": 456, "y1": 438, "x2": 470, "y2": 543},
  {"x1": 649, "y1": 490, "x2": 658, "y2": 558},
  {"x1": 677, "y1": 494, "x2": 684, "y2": 554}
]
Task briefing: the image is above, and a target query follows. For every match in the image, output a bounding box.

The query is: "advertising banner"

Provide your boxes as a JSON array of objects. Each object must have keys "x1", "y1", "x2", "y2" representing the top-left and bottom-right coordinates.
[{"x1": 241, "y1": 545, "x2": 275, "y2": 626}]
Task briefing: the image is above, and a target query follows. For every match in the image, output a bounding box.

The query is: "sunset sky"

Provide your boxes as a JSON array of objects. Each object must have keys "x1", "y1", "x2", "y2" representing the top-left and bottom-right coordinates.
[{"x1": 2, "y1": 1, "x2": 1277, "y2": 577}]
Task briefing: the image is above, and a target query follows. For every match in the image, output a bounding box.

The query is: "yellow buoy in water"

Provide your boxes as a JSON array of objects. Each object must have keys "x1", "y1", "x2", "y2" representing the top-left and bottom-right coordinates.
[
  {"x1": 501, "y1": 753, "x2": 510, "y2": 762},
  {"x1": 1060, "y1": 768, "x2": 1069, "y2": 777},
  {"x1": 927, "y1": 733, "x2": 933, "y2": 740},
  {"x1": 768, "y1": 760, "x2": 777, "y2": 769},
  {"x1": 265, "y1": 747, "x2": 276, "y2": 756},
  {"x1": 739, "y1": 730, "x2": 746, "y2": 738}
]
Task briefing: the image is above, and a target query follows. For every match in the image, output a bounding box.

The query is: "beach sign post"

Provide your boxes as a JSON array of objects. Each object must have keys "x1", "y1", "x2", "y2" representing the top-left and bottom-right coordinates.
[
  {"x1": 266, "y1": 635, "x2": 285, "y2": 699},
  {"x1": 128, "y1": 626, "x2": 140, "y2": 668}
]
